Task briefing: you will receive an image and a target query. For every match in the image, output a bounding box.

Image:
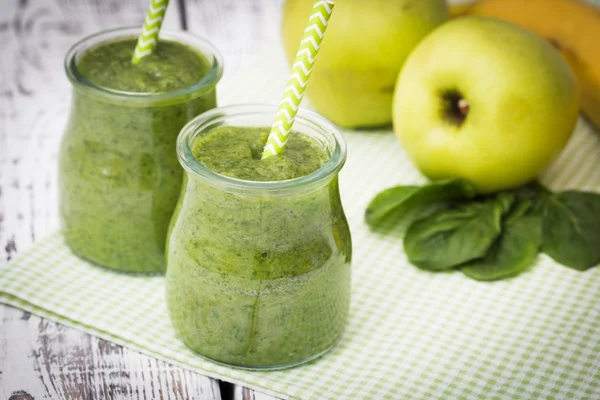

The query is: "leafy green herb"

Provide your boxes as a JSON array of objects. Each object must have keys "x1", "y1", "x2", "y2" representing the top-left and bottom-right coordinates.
[
  {"x1": 462, "y1": 199, "x2": 542, "y2": 281},
  {"x1": 541, "y1": 191, "x2": 600, "y2": 271},
  {"x1": 403, "y1": 192, "x2": 515, "y2": 270},
  {"x1": 366, "y1": 177, "x2": 600, "y2": 281},
  {"x1": 365, "y1": 178, "x2": 477, "y2": 226}
]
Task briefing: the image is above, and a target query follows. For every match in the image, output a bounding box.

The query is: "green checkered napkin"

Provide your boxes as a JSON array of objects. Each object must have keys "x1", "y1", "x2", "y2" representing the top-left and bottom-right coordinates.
[{"x1": 1, "y1": 49, "x2": 599, "y2": 400}]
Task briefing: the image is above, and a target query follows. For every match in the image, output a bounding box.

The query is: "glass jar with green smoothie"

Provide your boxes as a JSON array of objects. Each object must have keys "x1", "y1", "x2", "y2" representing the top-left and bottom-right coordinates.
[
  {"x1": 59, "y1": 27, "x2": 222, "y2": 273},
  {"x1": 166, "y1": 105, "x2": 352, "y2": 370}
]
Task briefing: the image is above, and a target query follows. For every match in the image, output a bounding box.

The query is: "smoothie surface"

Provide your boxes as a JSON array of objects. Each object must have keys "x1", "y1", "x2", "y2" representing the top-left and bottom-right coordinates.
[
  {"x1": 77, "y1": 38, "x2": 210, "y2": 93},
  {"x1": 192, "y1": 126, "x2": 329, "y2": 181}
]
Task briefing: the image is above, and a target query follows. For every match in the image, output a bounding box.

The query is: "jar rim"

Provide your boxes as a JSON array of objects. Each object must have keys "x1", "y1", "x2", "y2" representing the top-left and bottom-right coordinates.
[
  {"x1": 64, "y1": 27, "x2": 223, "y2": 104},
  {"x1": 177, "y1": 104, "x2": 347, "y2": 194}
]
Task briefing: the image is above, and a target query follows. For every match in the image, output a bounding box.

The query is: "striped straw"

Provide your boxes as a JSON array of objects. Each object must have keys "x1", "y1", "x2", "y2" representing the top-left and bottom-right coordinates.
[
  {"x1": 132, "y1": 0, "x2": 169, "y2": 64},
  {"x1": 261, "y1": 0, "x2": 335, "y2": 159}
]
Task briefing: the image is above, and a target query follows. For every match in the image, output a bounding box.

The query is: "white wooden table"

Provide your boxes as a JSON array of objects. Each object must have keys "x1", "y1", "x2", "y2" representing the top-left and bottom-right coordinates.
[{"x1": 0, "y1": 0, "x2": 283, "y2": 398}]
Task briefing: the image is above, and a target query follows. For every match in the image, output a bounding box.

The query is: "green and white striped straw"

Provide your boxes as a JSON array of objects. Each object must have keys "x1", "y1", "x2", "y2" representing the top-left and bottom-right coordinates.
[
  {"x1": 261, "y1": 0, "x2": 335, "y2": 159},
  {"x1": 132, "y1": 0, "x2": 169, "y2": 64}
]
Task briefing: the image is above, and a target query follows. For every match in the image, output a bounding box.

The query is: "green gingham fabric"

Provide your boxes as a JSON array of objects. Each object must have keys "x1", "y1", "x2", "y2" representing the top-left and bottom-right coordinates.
[{"x1": 2, "y1": 47, "x2": 600, "y2": 400}]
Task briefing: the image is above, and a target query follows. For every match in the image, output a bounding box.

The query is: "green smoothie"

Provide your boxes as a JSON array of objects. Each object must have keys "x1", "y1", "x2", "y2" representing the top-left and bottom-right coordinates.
[
  {"x1": 77, "y1": 38, "x2": 207, "y2": 93},
  {"x1": 166, "y1": 126, "x2": 352, "y2": 369},
  {"x1": 60, "y1": 33, "x2": 220, "y2": 273},
  {"x1": 192, "y1": 126, "x2": 329, "y2": 180}
]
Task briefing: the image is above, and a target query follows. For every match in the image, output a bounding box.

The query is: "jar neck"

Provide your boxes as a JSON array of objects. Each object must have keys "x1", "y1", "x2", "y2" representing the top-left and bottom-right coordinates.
[
  {"x1": 177, "y1": 105, "x2": 347, "y2": 198},
  {"x1": 64, "y1": 27, "x2": 223, "y2": 107}
]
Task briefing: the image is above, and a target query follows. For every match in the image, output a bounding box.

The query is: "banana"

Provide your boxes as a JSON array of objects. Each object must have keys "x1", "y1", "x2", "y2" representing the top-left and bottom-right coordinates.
[{"x1": 450, "y1": 0, "x2": 600, "y2": 131}]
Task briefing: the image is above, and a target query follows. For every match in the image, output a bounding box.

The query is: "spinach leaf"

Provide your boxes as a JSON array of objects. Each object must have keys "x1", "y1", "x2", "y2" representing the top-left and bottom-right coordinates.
[
  {"x1": 462, "y1": 199, "x2": 542, "y2": 281},
  {"x1": 542, "y1": 191, "x2": 600, "y2": 271},
  {"x1": 403, "y1": 192, "x2": 514, "y2": 270},
  {"x1": 365, "y1": 178, "x2": 477, "y2": 227}
]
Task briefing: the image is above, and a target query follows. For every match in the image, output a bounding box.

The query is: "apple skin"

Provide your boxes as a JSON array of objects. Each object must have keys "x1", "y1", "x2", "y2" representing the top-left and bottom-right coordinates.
[
  {"x1": 282, "y1": 0, "x2": 448, "y2": 129},
  {"x1": 393, "y1": 16, "x2": 580, "y2": 193}
]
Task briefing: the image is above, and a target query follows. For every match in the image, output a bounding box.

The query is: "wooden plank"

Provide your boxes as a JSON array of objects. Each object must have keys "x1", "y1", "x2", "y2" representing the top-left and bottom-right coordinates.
[
  {"x1": 234, "y1": 385, "x2": 282, "y2": 400},
  {"x1": 0, "y1": 304, "x2": 222, "y2": 400},
  {"x1": 0, "y1": 0, "x2": 223, "y2": 398},
  {"x1": 184, "y1": 0, "x2": 285, "y2": 83}
]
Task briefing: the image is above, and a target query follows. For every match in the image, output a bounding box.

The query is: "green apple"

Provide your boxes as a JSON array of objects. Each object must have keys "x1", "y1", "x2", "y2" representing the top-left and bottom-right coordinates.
[
  {"x1": 393, "y1": 16, "x2": 579, "y2": 193},
  {"x1": 282, "y1": 0, "x2": 448, "y2": 128}
]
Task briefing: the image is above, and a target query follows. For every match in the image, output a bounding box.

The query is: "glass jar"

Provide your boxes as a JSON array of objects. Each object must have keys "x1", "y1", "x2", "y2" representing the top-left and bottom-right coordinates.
[
  {"x1": 166, "y1": 105, "x2": 352, "y2": 370},
  {"x1": 59, "y1": 27, "x2": 223, "y2": 274}
]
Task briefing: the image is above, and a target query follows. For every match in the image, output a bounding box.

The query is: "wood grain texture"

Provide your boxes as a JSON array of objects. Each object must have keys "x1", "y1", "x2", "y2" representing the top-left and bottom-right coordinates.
[
  {"x1": 0, "y1": 305, "x2": 222, "y2": 400},
  {"x1": 184, "y1": 0, "x2": 284, "y2": 83},
  {"x1": 234, "y1": 385, "x2": 281, "y2": 400},
  {"x1": 0, "y1": 0, "x2": 279, "y2": 399}
]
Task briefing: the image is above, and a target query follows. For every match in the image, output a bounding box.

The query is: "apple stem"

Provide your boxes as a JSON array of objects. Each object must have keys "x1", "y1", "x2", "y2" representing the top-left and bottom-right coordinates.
[
  {"x1": 458, "y1": 99, "x2": 470, "y2": 116},
  {"x1": 440, "y1": 90, "x2": 469, "y2": 125}
]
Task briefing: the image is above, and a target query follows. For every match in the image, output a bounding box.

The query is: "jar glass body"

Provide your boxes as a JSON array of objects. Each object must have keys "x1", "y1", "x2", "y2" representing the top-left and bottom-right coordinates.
[
  {"x1": 166, "y1": 105, "x2": 352, "y2": 370},
  {"x1": 59, "y1": 27, "x2": 222, "y2": 273}
]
